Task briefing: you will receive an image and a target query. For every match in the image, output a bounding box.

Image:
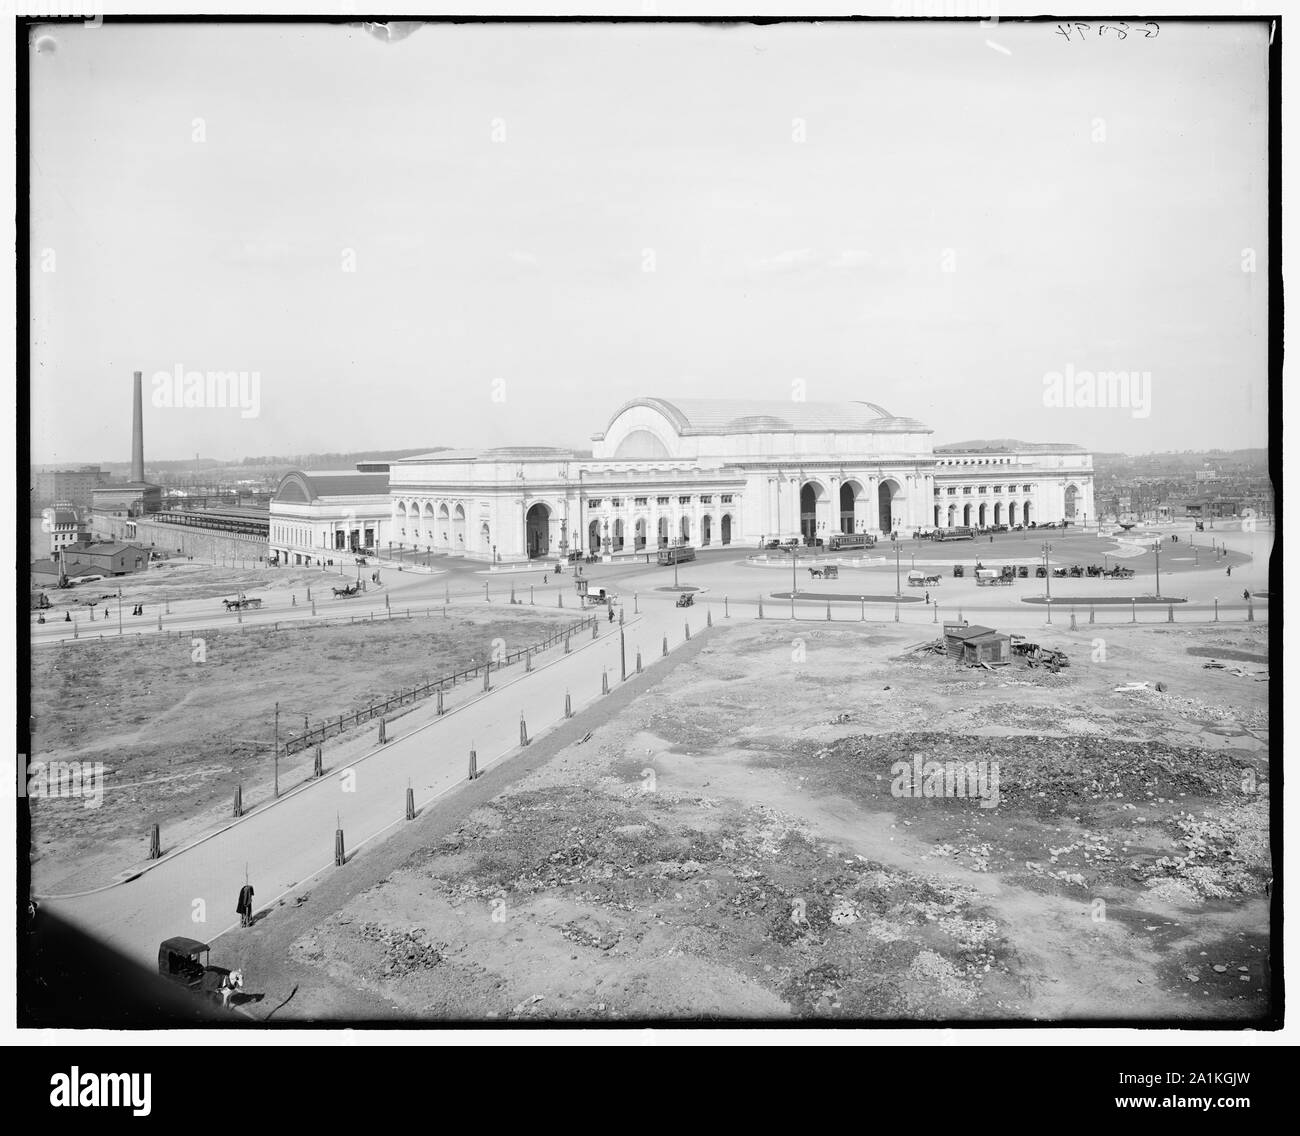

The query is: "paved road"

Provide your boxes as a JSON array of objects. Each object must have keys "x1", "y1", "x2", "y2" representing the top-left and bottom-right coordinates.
[{"x1": 42, "y1": 598, "x2": 697, "y2": 966}]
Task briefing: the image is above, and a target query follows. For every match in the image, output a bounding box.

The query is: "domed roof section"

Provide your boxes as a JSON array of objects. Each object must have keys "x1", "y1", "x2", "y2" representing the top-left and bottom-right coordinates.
[{"x1": 594, "y1": 397, "x2": 929, "y2": 439}]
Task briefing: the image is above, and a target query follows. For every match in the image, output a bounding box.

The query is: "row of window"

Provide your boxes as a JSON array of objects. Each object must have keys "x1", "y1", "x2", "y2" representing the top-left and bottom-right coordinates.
[
  {"x1": 937, "y1": 484, "x2": 1035, "y2": 496},
  {"x1": 936, "y1": 457, "x2": 1017, "y2": 466},
  {"x1": 588, "y1": 494, "x2": 733, "y2": 508}
]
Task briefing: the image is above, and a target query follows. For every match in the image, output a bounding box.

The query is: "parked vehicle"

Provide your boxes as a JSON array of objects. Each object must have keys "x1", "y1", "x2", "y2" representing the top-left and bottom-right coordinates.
[
  {"x1": 953, "y1": 564, "x2": 965, "y2": 578},
  {"x1": 658, "y1": 545, "x2": 696, "y2": 566}
]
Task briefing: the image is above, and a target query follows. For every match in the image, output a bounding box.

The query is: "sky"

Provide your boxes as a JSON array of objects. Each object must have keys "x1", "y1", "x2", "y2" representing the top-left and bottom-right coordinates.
[{"x1": 28, "y1": 18, "x2": 1271, "y2": 464}]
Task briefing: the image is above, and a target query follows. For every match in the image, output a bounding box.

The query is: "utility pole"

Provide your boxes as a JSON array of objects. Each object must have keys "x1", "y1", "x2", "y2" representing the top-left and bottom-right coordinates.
[
  {"x1": 117, "y1": 587, "x2": 122, "y2": 635},
  {"x1": 620, "y1": 626, "x2": 626, "y2": 681},
  {"x1": 791, "y1": 543, "x2": 797, "y2": 619},
  {"x1": 1154, "y1": 538, "x2": 1162, "y2": 598},
  {"x1": 273, "y1": 702, "x2": 280, "y2": 798}
]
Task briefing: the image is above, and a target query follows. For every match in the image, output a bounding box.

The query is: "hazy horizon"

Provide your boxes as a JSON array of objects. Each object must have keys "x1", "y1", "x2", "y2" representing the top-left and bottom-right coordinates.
[{"x1": 29, "y1": 19, "x2": 1271, "y2": 463}]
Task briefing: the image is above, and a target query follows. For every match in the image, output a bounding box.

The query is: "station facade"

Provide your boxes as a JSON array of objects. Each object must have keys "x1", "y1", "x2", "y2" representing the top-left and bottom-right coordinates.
[{"x1": 269, "y1": 397, "x2": 1095, "y2": 565}]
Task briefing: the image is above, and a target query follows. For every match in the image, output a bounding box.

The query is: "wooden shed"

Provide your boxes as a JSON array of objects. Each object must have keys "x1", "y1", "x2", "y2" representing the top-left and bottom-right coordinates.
[{"x1": 943, "y1": 623, "x2": 1011, "y2": 665}]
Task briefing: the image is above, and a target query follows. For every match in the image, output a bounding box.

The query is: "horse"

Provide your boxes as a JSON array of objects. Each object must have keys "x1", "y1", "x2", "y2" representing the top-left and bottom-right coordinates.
[
  {"x1": 216, "y1": 969, "x2": 244, "y2": 1010},
  {"x1": 807, "y1": 568, "x2": 824, "y2": 579}
]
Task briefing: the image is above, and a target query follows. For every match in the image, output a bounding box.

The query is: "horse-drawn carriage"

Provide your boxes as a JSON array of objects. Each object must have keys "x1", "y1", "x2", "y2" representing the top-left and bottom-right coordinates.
[
  {"x1": 807, "y1": 565, "x2": 839, "y2": 580},
  {"x1": 975, "y1": 569, "x2": 1012, "y2": 587},
  {"x1": 675, "y1": 592, "x2": 695, "y2": 608},
  {"x1": 332, "y1": 582, "x2": 362, "y2": 598},
  {"x1": 908, "y1": 570, "x2": 941, "y2": 587},
  {"x1": 157, "y1": 937, "x2": 243, "y2": 1009},
  {"x1": 221, "y1": 593, "x2": 262, "y2": 611},
  {"x1": 576, "y1": 577, "x2": 616, "y2": 607}
]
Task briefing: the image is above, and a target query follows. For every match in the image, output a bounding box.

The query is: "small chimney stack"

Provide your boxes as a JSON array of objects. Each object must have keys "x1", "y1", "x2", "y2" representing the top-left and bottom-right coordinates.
[{"x1": 131, "y1": 370, "x2": 144, "y2": 483}]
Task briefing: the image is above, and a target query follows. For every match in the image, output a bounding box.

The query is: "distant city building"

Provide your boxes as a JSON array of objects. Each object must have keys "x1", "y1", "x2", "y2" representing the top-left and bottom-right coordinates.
[
  {"x1": 30, "y1": 540, "x2": 149, "y2": 584},
  {"x1": 39, "y1": 503, "x2": 91, "y2": 555},
  {"x1": 29, "y1": 465, "x2": 104, "y2": 513},
  {"x1": 269, "y1": 470, "x2": 391, "y2": 564}
]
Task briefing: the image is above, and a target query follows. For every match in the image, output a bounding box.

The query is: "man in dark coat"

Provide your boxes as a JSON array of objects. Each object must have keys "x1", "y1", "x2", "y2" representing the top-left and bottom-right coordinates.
[{"x1": 237, "y1": 883, "x2": 255, "y2": 927}]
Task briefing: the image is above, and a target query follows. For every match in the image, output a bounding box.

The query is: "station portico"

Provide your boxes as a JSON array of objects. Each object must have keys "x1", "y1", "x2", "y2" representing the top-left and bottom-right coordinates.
[{"x1": 271, "y1": 397, "x2": 1095, "y2": 564}]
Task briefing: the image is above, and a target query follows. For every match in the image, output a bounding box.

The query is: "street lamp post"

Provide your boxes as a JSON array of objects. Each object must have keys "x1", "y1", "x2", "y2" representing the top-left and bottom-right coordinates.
[
  {"x1": 892, "y1": 541, "x2": 901, "y2": 597},
  {"x1": 791, "y1": 544, "x2": 798, "y2": 619},
  {"x1": 1042, "y1": 542, "x2": 1052, "y2": 602},
  {"x1": 1154, "y1": 538, "x2": 1162, "y2": 599}
]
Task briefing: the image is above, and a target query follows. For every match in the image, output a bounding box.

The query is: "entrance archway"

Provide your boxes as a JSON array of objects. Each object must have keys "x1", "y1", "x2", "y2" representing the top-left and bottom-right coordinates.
[
  {"x1": 934, "y1": 505, "x2": 941, "y2": 527},
  {"x1": 613, "y1": 519, "x2": 624, "y2": 550},
  {"x1": 657, "y1": 517, "x2": 669, "y2": 546},
  {"x1": 720, "y1": 514, "x2": 732, "y2": 545},
  {"x1": 437, "y1": 503, "x2": 450, "y2": 549},
  {"x1": 480, "y1": 523, "x2": 491, "y2": 554},
  {"x1": 635, "y1": 517, "x2": 647, "y2": 550},
  {"x1": 800, "y1": 481, "x2": 826, "y2": 542},
  {"x1": 1008, "y1": 501, "x2": 1018, "y2": 527},
  {"x1": 701, "y1": 515, "x2": 712, "y2": 546},
  {"x1": 680, "y1": 515, "x2": 691, "y2": 543},
  {"x1": 839, "y1": 480, "x2": 864, "y2": 534},
  {"x1": 947, "y1": 503, "x2": 957, "y2": 527},
  {"x1": 962, "y1": 503, "x2": 972, "y2": 527},
  {"x1": 588, "y1": 519, "x2": 601, "y2": 554},
  {"x1": 993, "y1": 502, "x2": 1002, "y2": 525},
  {"x1": 453, "y1": 504, "x2": 466, "y2": 549},
  {"x1": 1064, "y1": 485, "x2": 1078, "y2": 521},
  {"x1": 525, "y1": 503, "x2": 551, "y2": 558},
  {"x1": 1024, "y1": 501, "x2": 1033, "y2": 525},
  {"x1": 878, "y1": 479, "x2": 900, "y2": 534},
  {"x1": 977, "y1": 503, "x2": 987, "y2": 527}
]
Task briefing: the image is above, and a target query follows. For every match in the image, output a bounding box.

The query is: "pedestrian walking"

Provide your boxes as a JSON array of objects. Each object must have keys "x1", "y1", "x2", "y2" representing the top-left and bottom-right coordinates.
[
  {"x1": 925, "y1": 590, "x2": 930, "y2": 605},
  {"x1": 1243, "y1": 589, "x2": 1250, "y2": 601},
  {"x1": 1226, "y1": 565, "x2": 1232, "y2": 577},
  {"x1": 236, "y1": 882, "x2": 255, "y2": 928}
]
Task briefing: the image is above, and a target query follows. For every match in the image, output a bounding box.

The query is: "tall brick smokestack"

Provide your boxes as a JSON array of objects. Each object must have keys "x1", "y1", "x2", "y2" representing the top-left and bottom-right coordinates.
[{"x1": 131, "y1": 370, "x2": 145, "y2": 483}]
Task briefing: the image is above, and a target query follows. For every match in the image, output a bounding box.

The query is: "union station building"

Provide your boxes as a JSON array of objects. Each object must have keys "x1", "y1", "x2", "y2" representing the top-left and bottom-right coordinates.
[{"x1": 269, "y1": 397, "x2": 1095, "y2": 565}]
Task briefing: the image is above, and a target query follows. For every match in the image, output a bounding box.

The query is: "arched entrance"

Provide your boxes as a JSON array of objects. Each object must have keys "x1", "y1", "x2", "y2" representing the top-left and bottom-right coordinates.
[
  {"x1": 588, "y1": 519, "x2": 601, "y2": 554},
  {"x1": 1024, "y1": 501, "x2": 1033, "y2": 525},
  {"x1": 993, "y1": 502, "x2": 1002, "y2": 525},
  {"x1": 480, "y1": 523, "x2": 491, "y2": 555},
  {"x1": 1008, "y1": 501, "x2": 1018, "y2": 527},
  {"x1": 635, "y1": 517, "x2": 647, "y2": 550},
  {"x1": 437, "y1": 503, "x2": 450, "y2": 549},
  {"x1": 962, "y1": 503, "x2": 972, "y2": 527},
  {"x1": 613, "y1": 519, "x2": 624, "y2": 550},
  {"x1": 800, "y1": 481, "x2": 826, "y2": 542},
  {"x1": 947, "y1": 503, "x2": 957, "y2": 526},
  {"x1": 396, "y1": 502, "x2": 407, "y2": 540},
  {"x1": 839, "y1": 480, "x2": 864, "y2": 534},
  {"x1": 877, "y1": 479, "x2": 900, "y2": 534},
  {"x1": 525, "y1": 503, "x2": 551, "y2": 558},
  {"x1": 453, "y1": 504, "x2": 466, "y2": 550},
  {"x1": 934, "y1": 505, "x2": 941, "y2": 527},
  {"x1": 720, "y1": 514, "x2": 732, "y2": 545},
  {"x1": 701, "y1": 515, "x2": 712, "y2": 546},
  {"x1": 422, "y1": 502, "x2": 434, "y2": 543},
  {"x1": 680, "y1": 515, "x2": 691, "y2": 543},
  {"x1": 1064, "y1": 484, "x2": 1078, "y2": 521},
  {"x1": 977, "y1": 503, "x2": 987, "y2": 527},
  {"x1": 657, "y1": 517, "x2": 669, "y2": 546}
]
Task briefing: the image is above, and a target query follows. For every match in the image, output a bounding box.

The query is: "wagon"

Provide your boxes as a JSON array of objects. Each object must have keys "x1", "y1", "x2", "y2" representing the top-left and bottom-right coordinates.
[
  {"x1": 675, "y1": 592, "x2": 695, "y2": 608},
  {"x1": 822, "y1": 565, "x2": 839, "y2": 579},
  {"x1": 952, "y1": 564, "x2": 965, "y2": 578},
  {"x1": 907, "y1": 571, "x2": 927, "y2": 587}
]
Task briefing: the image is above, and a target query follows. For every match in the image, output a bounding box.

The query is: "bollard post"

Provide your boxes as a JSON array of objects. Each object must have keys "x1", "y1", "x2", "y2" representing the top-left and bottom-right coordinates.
[
  {"x1": 530, "y1": 585, "x2": 535, "y2": 605},
  {"x1": 592, "y1": 622, "x2": 598, "y2": 639},
  {"x1": 725, "y1": 595, "x2": 729, "y2": 618},
  {"x1": 1248, "y1": 600, "x2": 1255, "y2": 622},
  {"x1": 564, "y1": 636, "x2": 571, "y2": 654},
  {"x1": 1089, "y1": 605, "x2": 1095, "y2": 624},
  {"x1": 827, "y1": 602, "x2": 832, "y2": 621},
  {"x1": 636, "y1": 648, "x2": 643, "y2": 674},
  {"x1": 1131, "y1": 600, "x2": 1137, "y2": 624},
  {"x1": 932, "y1": 603, "x2": 937, "y2": 623},
  {"x1": 602, "y1": 668, "x2": 609, "y2": 694},
  {"x1": 148, "y1": 823, "x2": 161, "y2": 860},
  {"x1": 468, "y1": 746, "x2": 479, "y2": 780},
  {"x1": 405, "y1": 787, "x2": 416, "y2": 821},
  {"x1": 1167, "y1": 604, "x2": 1174, "y2": 623},
  {"x1": 484, "y1": 661, "x2": 492, "y2": 692},
  {"x1": 758, "y1": 596, "x2": 764, "y2": 619},
  {"x1": 378, "y1": 717, "x2": 387, "y2": 745},
  {"x1": 707, "y1": 607, "x2": 713, "y2": 628},
  {"x1": 634, "y1": 592, "x2": 639, "y2": 614},
  {"x1": 1070, "y1": 608, "x2": 1077, "y2": 631},
  {"x1": 437, "y1": 687, "x2": 445, "y2": 715},
  {"x1": 565, "y1": 691, "x2": 572, "y2": 719},
  {"x1": 520, "y1": 712, "x2": 530, "y2": 747},
  {"x1": 315, "y1": 745, "x2": 323, "y2": 777},
  {"x1": 233, "y1": 784, "x2": 243, "y2": 818},
  {"x1": 1046, "y1": 601, "x2": 1052, "y2": 625},
  {"x1": 485, "y1": 581, "x2": 490, "y2": 602},
  {"x1": 312, "y1": 599, "x2": 317, "y2": 615},
  {"x1": 386, "y1": 593, "x2": 391, "y2": 611},
  {"x1": 334, "y1": 828, "x2": 346, "y2": 867},
  {"x1": 662, "y1": 635, "x2": 669, "y2": 657},
  {"x1": 525, "y1": 651, "x2": 532, "y2": 673},
  {"x1": 1214, "y1": 598, "x2": 1219, "y2": 622},
  {"x1": 558, "y1": 593, "x2": 563, "y2": 608},
  {"x1": 445, "y1": 584, "x2": 450, "y2": 605},
  {"x1": 894, "y1": 603, "x2": 899, "y2": 623}
]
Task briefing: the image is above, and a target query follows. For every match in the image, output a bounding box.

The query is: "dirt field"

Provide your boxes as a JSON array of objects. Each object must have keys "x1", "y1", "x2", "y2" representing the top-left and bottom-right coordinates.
[
  {"x1": 28, "y1": 606, "x2": 575, "y2": 893},
  {"x1": 255, "y1": 618, "x2": 1272, "y2": 1022}
]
